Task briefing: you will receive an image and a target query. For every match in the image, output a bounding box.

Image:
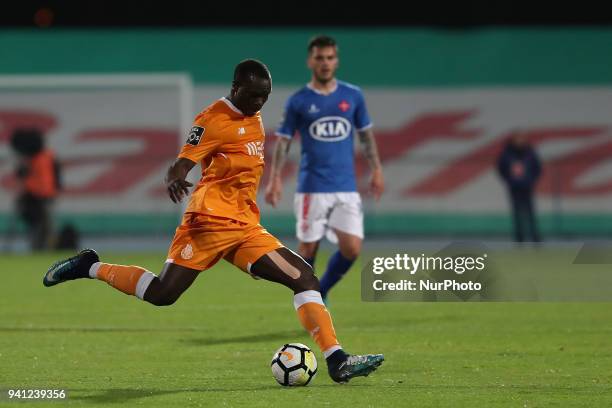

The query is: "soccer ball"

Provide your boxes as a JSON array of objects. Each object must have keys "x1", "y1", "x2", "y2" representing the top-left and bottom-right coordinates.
[{"x1": 270, "y1": 343, "x2": 318, "y2": 386}]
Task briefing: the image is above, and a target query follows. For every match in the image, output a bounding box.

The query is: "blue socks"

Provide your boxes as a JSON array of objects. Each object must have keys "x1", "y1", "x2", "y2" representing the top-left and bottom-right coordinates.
[{"x1": 320, "y1": 251, "x2": 355, "y2": 299}]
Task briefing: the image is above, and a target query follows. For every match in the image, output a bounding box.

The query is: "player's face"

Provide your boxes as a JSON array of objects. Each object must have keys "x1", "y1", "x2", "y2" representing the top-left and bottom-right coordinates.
[
  {"x1": 233, "y1": 77, "x2": 271, "y2": 116},
  {"x1": 308, "y1": 46, "x2": 338, "y2": 83}
]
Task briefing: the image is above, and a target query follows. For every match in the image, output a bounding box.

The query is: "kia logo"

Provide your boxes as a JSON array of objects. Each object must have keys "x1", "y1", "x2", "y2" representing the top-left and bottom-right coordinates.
[{"x1": 308, "y1": 116, "x2": 351, "y2": 142}]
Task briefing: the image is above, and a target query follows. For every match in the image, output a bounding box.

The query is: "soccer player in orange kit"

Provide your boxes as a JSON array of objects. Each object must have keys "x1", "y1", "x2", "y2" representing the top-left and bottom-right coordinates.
[{"x1": 43, "y1": 59, "x2": 383, "y2": 383}]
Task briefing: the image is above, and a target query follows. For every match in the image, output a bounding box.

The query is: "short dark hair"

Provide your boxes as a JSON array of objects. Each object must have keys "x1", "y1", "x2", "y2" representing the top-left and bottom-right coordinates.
[
  {"x1": 308, "y1": 35, "x2": 337, "y2": 53},
  {"x1": 233, "y1": 59, "x2": 271, "y2": 86}
]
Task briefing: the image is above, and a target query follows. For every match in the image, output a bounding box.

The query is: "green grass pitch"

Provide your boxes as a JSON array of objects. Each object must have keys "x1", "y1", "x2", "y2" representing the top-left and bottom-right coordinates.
[{"x1": 0, "y1": 251, "x2": 611, "y2": 407}]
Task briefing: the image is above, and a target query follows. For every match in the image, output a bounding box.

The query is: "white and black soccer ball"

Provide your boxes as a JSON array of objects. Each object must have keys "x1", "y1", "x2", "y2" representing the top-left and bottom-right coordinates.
[{"x1": 270, "y1": 343, "x2": 318, "y2": 386}]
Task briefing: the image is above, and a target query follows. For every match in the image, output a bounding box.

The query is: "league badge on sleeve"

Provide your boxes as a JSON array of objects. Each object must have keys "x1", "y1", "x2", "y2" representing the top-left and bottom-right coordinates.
[{"x1": 186, "y1": 126, "x2": 205, "y2": 146}]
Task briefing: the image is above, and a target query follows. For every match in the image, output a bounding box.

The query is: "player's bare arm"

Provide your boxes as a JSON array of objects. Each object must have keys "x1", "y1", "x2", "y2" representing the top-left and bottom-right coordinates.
[
  {"x1": 165, "y1": 157, "x2": 195, "y2": 203},
  {"x1": 265, "y1": 137, "x2": 291, "y2": 207},
  {"x1": 358, "y1": 128, "x2": 385, "y2": 201}
]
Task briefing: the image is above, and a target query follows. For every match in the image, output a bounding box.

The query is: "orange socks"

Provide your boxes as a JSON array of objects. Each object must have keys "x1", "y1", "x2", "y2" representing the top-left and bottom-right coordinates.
[
  {"x1": 90, "y1": 262, "x2": 156, "y2": 299},
  {"x1": 294, "y1": 290, "x2": 342, "y2": 357}
]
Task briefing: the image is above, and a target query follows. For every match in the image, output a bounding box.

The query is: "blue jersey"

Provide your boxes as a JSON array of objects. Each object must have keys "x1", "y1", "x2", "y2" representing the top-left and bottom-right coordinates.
[{"x1": 276, "y1": 80, "x2": 372, "y2": 193}]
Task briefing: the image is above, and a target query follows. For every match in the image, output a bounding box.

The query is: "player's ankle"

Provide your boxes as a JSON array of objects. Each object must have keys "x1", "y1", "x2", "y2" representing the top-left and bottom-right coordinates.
[
  {"x1": 325, "y1": 348, "x2": 348, "y2": 368},
  {"x1": 78, "y1": 249, "x2": 100, "y2": 277}
]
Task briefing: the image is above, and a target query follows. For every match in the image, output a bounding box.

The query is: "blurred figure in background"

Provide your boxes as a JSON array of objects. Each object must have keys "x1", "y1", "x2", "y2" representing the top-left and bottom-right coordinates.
[
  {"x1": 265, "y1": 35, "x2": 384, "y2": 302},
  {"x1": 9, "y1": 128, "x2": 61, "y2": 250},
  {"x1": 497, "y1": 131, "x2": 541, "y2": 243},
  {"x1": 55, "y1": 224, "x2": 80, "y2": 250}
]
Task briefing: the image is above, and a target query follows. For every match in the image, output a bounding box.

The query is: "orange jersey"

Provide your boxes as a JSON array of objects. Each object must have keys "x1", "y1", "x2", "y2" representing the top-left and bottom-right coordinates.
[
  {"x1": 178, "y1": 98, "x2": 266, "y2": 225},
  {"x1": 25, "y1": 149, "x2": 58, "y2": 198}
]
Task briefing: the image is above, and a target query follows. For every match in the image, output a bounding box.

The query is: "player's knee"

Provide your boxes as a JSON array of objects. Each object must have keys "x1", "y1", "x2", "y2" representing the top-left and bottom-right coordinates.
[
  {"x1": 340, "y1": 244, "x2": 361, "y2": 260},
  {"x1": 153, "y1": 297, "x2": 176, "y2": 307},
  {"x1": 294, "y1": 267, "x2": 320, "y2": 292},
  {"x1": 149, "y1": 296, "x2": 174, "y2": 307},
  {"x1": 298, "y1": 242, "x2": 318, "y2": 259},
  {"x1": 148, "y1": 289, "x2": 181, "y2": 306}
]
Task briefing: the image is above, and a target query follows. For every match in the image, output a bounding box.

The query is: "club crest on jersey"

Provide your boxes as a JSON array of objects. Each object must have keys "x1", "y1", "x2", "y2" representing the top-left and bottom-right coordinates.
[
  {"x1": 181, "y1": 244, "x2": 194, "y2": 260},
  {"x1": 308, "y1": 116, "x2": 351, "y2": 142},
  {"x1": 186, "y1": 126, "x2": 205, "y2": 146}
]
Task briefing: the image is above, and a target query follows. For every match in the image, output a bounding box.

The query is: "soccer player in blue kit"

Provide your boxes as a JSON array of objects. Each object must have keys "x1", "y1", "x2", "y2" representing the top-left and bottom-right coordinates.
[{"x1": 265, "y1": 35, "x2": 385, "y2": 301}]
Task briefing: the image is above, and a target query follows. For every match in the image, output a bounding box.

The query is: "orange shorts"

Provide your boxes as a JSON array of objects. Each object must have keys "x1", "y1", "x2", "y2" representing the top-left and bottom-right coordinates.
[{"x1": 167, "y1": 213, "x2": 284, "y2": 274}]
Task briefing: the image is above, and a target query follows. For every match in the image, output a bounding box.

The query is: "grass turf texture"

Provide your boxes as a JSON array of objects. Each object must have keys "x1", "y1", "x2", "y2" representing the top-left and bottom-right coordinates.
[{"x1": 0, "y1": 251, "x2": 610, "y2": 407}]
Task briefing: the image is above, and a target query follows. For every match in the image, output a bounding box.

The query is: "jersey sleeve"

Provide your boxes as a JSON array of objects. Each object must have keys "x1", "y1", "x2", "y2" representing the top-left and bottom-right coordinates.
[
  {"x1": 177, "y1": 114, "x2": 222, "y2": 163},
  {"x1": 276, "y1": 96, "x2": 299, "y2": 139},
  {"x1": 354, "y1": 90, "x2": 373, "y2": 131}
]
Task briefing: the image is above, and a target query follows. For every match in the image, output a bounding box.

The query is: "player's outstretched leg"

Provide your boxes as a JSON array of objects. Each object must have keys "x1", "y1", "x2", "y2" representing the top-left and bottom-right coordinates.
[
  {"x1": 43, "y1": 248, "x2": 99, "y2": 287},
  {"x1": 250, "y1": 247, "x2": 384, "y2": 383},
  {"x1": 43, "y1": 249, "x2": 199, "y2": 306}
]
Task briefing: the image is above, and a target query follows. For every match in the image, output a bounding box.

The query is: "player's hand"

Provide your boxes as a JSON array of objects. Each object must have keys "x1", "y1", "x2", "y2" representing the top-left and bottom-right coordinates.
[
  {"x1": 166, "y1": 178, "x2": 193, "y2": 203},
  {"x1": 265, "y1": 176, "x2": 283, "y2": 207},
  {"x1": 369, "y1": 167, "x2": 385, "y2": 201}
]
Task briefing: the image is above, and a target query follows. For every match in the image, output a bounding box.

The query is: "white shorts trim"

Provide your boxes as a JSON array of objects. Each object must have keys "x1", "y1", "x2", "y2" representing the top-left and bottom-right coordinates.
[{"x1": 294, "y1": 192, "x2": 364, "y2": 244}]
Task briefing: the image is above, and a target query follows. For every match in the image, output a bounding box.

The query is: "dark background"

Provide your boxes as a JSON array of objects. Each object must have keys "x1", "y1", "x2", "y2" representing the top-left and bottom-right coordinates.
[{"x1": 1, "y1": 0, "x2": 611, "y2": 28}]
